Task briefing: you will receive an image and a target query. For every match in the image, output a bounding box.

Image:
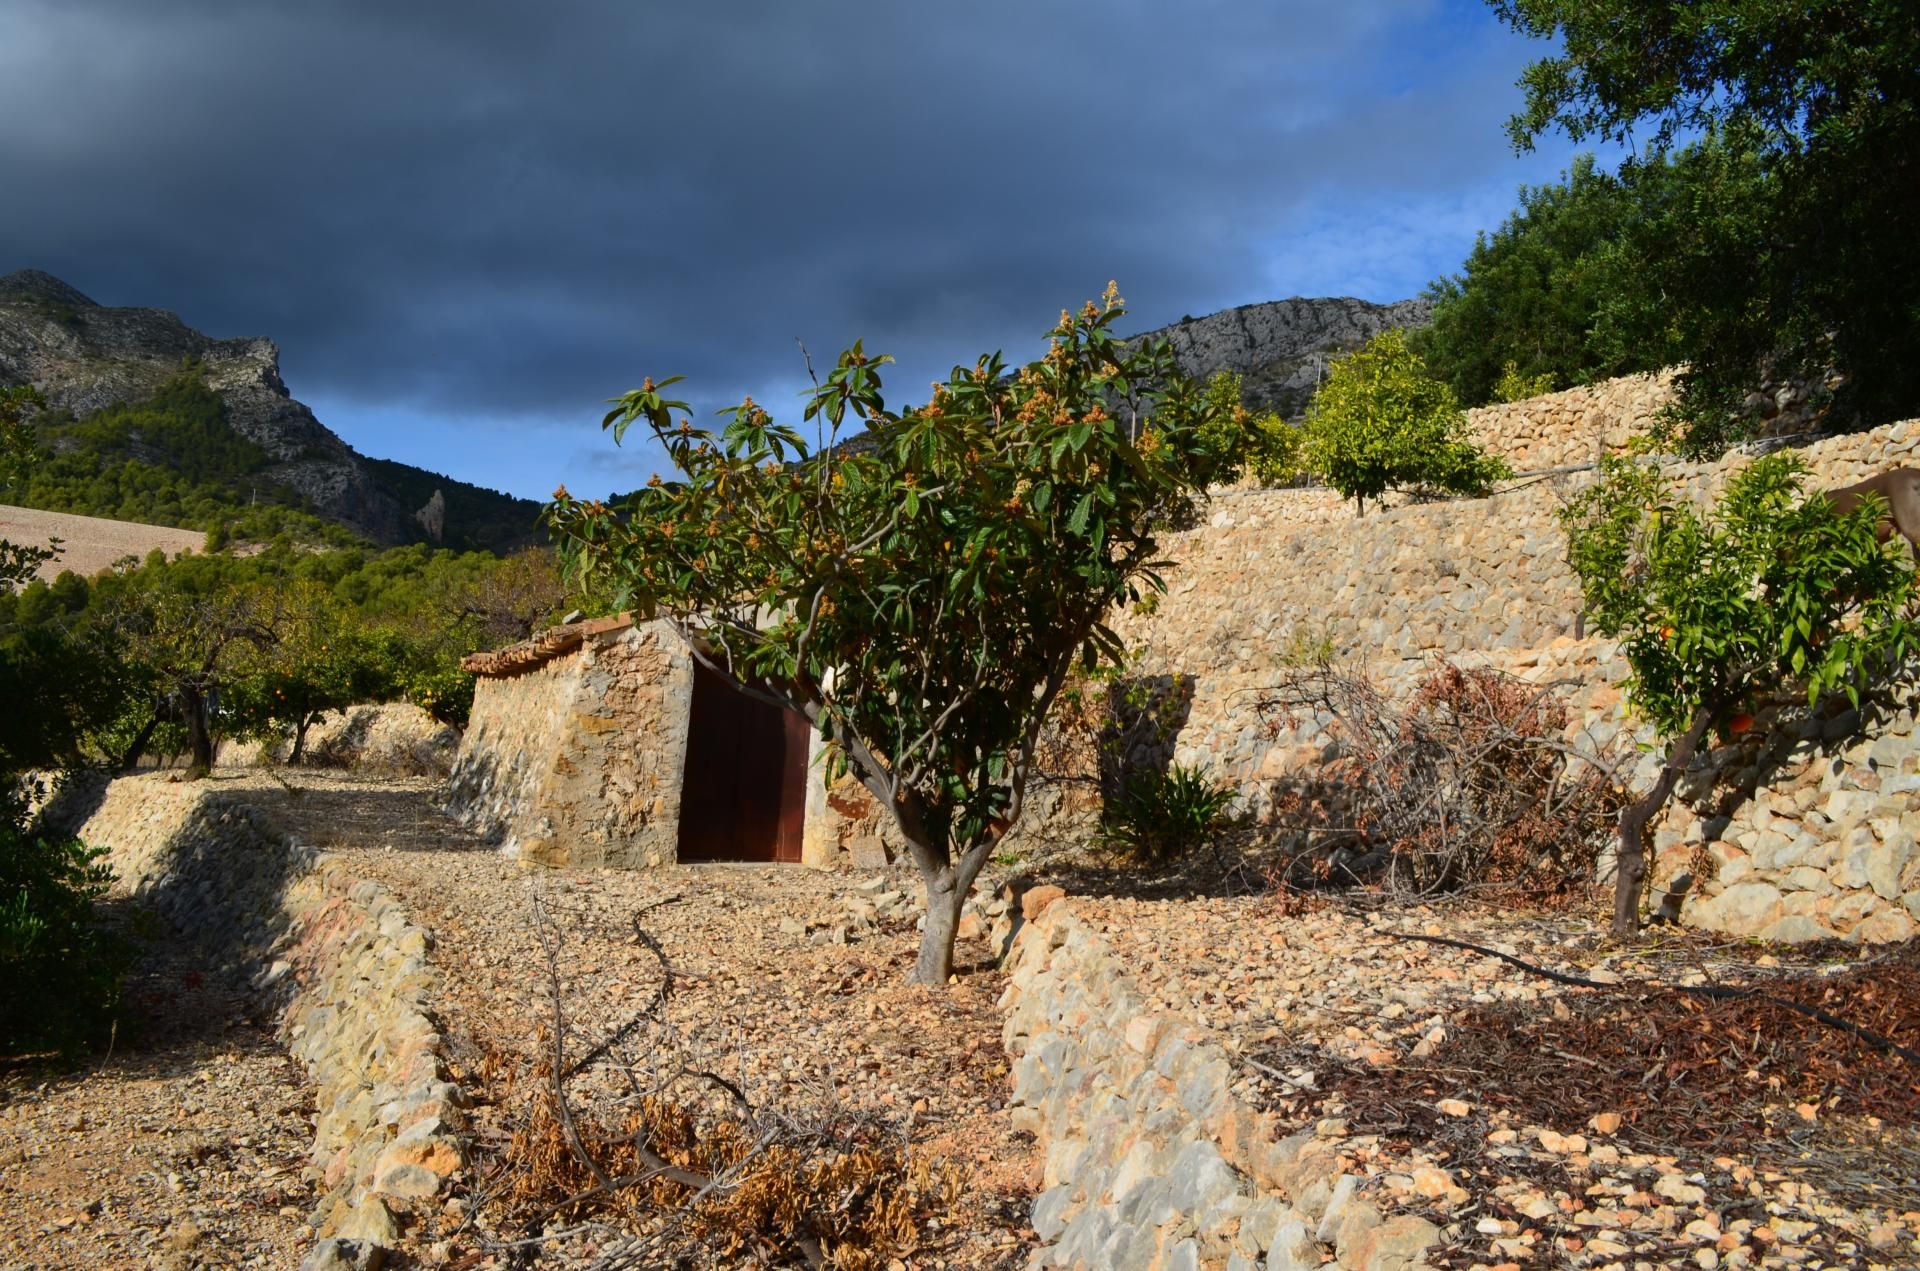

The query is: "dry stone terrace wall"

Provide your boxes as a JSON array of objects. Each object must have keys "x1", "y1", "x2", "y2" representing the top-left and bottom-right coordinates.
[
  {"x1": 448, "y1": 620, "x2": 694, "y2": 867},
  {"x1": 1462, "y1": 370, "x2": 1674, "y2": 472},
  {"x1": 40, "y1": 774, "x2": 465, "y2": 1258},
  {"x1": 1109, "y1": 393, "x2": 1920, "y2": 942},
  {"x1": 1000, "y1": 895, "x2": 1439, "y2": 1271}
]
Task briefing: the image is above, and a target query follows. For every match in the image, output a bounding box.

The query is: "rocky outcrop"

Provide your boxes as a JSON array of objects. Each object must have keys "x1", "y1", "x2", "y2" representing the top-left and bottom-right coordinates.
[
  {"x1": 1131, "y1": 297, "x2": 1433, "y2": 418},
  {"x1": 0, "y1": 268, "x2": 539, "y2": 548},
  {"x1": 0, "y1": 269, "x2": 408, "y2": 541}
]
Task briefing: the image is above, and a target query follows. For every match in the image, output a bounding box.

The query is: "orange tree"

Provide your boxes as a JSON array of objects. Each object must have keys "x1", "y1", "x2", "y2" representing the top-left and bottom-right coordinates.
[
  {"x1": 1560, "y1": 451, "x2": 1917, "y2": 937},
  {"x1": 547, "y1": 287, "x2": 1233, "y2": 983}
]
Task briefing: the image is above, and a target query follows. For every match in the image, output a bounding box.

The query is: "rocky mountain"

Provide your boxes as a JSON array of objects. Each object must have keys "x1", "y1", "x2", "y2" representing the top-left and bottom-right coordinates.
[
  {"x1": 1131, "y1": 295, "x2": 1433, "y2": 418},
  {"x1": 0, "y1": 269, "x2": 540, "y2": 551}
]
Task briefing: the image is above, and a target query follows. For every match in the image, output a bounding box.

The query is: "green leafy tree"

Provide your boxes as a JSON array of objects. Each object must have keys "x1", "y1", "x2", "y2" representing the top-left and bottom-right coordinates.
[
  {"x1": 1492, "y1": 0, "x2": 1920, "y2": 443},
  {"x1": 1, "y1": 386, "x2": 57, "y2": 591},
  {"x1": 106, "y1": 584, "x2": 285, "y2": 776},
  {"x1": 0, "y1": 786, "x2": 126, "y2": 1057},
  {"x1": 1559, "y1": 452, "x2": 1917, "y2": 936},
  {"x1": 1414, "y1": 154, "x2": 1656, "y2": 407},
  {"x1": 0, "y1": 389, "x2": 128, "y2": 1056},
  {"x1": 548, "y1": 287, "x2": 1231, "y2": 983},
  {"x1": 1302, "y1": 331, "x2": 1512, "y2": 514},
  {"x1": 1195, "y1": 372, "x2": 1306, "y2": 487},
  {"x1": 225, "y1": 583, "x2": 404, "y2": 763},
  {"x1": 1493, "y1": 361, "x2": 1557, "y2": 405}
]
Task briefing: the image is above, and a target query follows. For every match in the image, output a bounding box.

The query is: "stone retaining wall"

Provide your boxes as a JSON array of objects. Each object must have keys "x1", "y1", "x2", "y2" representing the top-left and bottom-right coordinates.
[
  {"x1": 43, "y1": 775, "x2": 464, "y2": 1260},
  {"x1": 1000, "y1": 895, "x2": 1439, "y2": 1270},
  {"x1": 1463, "y1": 371, "x2": 1673, "y2": 472},
  {"x1": 1113, "y1": 411, "x2": 1920, "y2": 940}
]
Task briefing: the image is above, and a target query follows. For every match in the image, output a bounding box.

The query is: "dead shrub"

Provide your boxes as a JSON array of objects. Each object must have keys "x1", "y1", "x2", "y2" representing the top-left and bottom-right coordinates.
[
  {"x1": 503, "y1": 1063, "x2": 965, "y2": 1269},
  {"x1": 1258, "y1": 660, "x2": 1626, "y2": 899}
]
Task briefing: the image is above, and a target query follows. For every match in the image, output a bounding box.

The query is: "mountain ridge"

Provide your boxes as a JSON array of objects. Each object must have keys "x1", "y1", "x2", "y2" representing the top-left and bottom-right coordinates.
[
  {"x1": 1129, "y1": 294, "x2": 1433, "y2": 417},
  {"x1": 0, "y1": 269, "x2": 541, "y2": 552}
]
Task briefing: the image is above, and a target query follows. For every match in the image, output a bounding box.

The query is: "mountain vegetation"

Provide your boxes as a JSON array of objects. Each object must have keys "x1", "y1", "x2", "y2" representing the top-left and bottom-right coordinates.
[
  {"x1": 0, "y1": 269, "x2": 543, "y2": 552},
  {"x1": 1486, "y1": 0, "x2": 1920, "y2": 450}
]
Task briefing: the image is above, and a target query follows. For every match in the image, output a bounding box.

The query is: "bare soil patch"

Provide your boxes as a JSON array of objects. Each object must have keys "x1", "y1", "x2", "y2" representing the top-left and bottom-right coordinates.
[
  {"x1": 0, "y1": 504, "x2": 203, "y2": 582},
  {"x1": 0, "y1": 903, "x2": 315, "y2": 1270},
  {"x1": 1074, "y1": 890, "x2": 1920, "y2": 1268}
]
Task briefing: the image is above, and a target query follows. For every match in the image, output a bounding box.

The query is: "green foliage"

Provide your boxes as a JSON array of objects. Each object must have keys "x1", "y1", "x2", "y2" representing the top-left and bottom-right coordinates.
[
  {"x1": 1560, "y1": 452, "x2": 1917, "y2": 738},
  {"x1": 0, "y1": 790, "x2": 128, "y2": 1057},
  {"x1": 361, "y1": 456, "x2": 544, "y2": 554},
  {"x1": 1194, "y1": 372, "x2": 1307, "y2": 487},
  {"x1": 1493, "y1": 361, "x2": 1557, "y2": 405},
  {"x1": 1, "y1": 385, "x2": 57, "y2": 591},
  {"x1": 1414, "y1": 154, "x2": 1660, "y2": 407},
  {"x1": 548, "y1": 285, "x2": 1232, "y2": 982},
  {"x1": 13, "y1": 365, "x2": 356, "y2": 547},
  {"x1": 1492, "y1": 0, "x2": 1920, "y2": 442},
  {"x1": 1098, "y1": 763, "x2": 1240, "y2": 865},
  {"x1": 1302, "y1": 331, "x2": 1512, "y2": 512}
]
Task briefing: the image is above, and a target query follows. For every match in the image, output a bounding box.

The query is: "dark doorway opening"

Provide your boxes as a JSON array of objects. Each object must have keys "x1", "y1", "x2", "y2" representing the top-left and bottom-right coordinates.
[{"x1": 676, "y1": 662, "x2": 809, "y2": 863}]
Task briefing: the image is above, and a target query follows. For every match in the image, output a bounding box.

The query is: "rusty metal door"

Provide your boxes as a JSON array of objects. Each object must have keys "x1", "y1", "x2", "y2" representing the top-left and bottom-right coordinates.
[{"x1": 677, "y1": 662, "x2": 808, "y2": 863}]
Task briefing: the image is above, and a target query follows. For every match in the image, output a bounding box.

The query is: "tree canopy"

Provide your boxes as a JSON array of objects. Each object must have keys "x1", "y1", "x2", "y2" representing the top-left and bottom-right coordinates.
[
  {"x1": 548, "y1": 287, "x2": 1235, "y2": 983},
  {"x1": 1302, "y1": 330, "x2": 1511, "y2": 513},
  {"x1": 1492, "y1": 0, "x2": 1920, "y2": 443}
]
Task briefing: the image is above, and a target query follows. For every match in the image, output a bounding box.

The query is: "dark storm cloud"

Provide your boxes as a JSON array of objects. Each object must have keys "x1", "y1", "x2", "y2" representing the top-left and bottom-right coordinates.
[{"x1": 0, "y1": 0, "x2": 1567, "y2": 495}]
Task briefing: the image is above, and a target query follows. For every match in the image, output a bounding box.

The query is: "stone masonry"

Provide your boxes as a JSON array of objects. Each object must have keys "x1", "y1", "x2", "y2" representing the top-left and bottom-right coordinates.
[
  {"x1": 449, "y1": 618, "x2": 693, "y2": 867},
  {"x1": 1001, "y1": 893, "x2": 1439, "y2": 1271},
  {"x1": 41, "y1": 774, "x2": 465, "y2": 1261},
  {"x1": 445, "y1": 371, "x2": 1920, "y2": 940}
]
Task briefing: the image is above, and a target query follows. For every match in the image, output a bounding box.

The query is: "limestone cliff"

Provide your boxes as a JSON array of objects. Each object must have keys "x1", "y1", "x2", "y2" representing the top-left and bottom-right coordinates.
[
  {"x1": 1130, "y1": 295, "x2": 1432, "y2": 418},
  {"x1": 0, "y1": 269, "x2": 539, "y2": 550}
]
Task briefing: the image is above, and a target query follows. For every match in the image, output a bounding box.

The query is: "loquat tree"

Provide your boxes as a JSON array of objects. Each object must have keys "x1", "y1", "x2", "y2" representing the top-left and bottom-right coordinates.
[{"x1": 546, "y1": 287, "x2": 1235, "y2": 984}]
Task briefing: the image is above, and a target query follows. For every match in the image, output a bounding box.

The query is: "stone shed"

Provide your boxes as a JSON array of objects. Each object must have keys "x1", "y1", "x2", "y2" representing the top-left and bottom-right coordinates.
[{"x1": 448, "y1": 615, "x2": 833, "y2": 868}]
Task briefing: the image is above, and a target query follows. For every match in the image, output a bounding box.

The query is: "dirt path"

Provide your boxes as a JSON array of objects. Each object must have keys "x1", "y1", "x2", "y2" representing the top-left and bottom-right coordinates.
[
  {"x1": 0, "y1": 907, "x2": 315, "y2": 1270},
  {"x1": 232, "y1": 770, "x2": 1034, "y2": 1268}
]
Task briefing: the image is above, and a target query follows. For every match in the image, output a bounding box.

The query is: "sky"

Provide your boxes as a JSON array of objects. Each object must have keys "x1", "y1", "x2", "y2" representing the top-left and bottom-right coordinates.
[{"x1": 0, "y1": 0, "x2": 1615, "y2": 503}]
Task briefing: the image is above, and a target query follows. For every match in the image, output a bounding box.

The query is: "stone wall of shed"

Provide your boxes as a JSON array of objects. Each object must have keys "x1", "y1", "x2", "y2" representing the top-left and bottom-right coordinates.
[{"x1": 447, "y1": 622, "x2": 693, "y2": 867}]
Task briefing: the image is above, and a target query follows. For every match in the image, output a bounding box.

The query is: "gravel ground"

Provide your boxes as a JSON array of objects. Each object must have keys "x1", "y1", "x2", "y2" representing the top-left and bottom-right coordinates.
[
  {"x1": 1076, "y1": 891, "x2": 1920, "y2": 1269},
  {"x1": 231, "y1": 770, "x2": 1034, "y2": 1269},
  {"x1": 0, "y1": 903, "x2": 316, "y2": 1270}
]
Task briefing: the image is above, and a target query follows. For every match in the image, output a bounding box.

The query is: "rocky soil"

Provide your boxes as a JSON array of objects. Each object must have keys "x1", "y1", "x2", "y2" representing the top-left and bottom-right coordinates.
[
  {"x1": 1075, "y1": 891, "x2": 1920, "y2": 1269},
  {"x1": 231, "y1": 771, "x2": 1035, "y2": 1268},
  {"x1": 0, "y1": 905, "x2": 316, "y2": 1270}
]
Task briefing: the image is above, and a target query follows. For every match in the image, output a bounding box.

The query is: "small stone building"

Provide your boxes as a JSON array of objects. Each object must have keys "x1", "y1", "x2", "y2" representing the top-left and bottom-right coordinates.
[
  {"x1": 445, "y1": 376, "x2": 1920, "y2": 943},
  {"x1": 448, "y1": 616, "x2": 843, "y2": 868}
]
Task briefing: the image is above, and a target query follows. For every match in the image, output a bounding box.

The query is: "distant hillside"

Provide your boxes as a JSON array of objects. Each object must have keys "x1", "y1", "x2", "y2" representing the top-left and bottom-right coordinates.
[
  {"x1": 1130, "y1": 296, "x2": 1432, "y2": 418},
  {"x1": 0, "y1": 269, "x2": 542, "y2": 552},
  {"x1": 0, "y1": 503, "x2": 205, "y2": 583}
]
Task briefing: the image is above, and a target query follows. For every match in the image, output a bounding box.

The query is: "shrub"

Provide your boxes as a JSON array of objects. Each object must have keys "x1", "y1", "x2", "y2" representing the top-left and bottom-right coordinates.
[
  {"x1": 1494, "y1": 360, "x2": 1556, "y2": 404},
  {"x1": 1559, "y1": 451, "x2": 1918, "y2": 934},
  {"x1": 1302, "y1": 331, "x2": 1512, "y2": 513},
  {"x1": 0, "y1": 797, "x2": 127, "y2": 1056},
  {"x1": 1260, "y1": 661, "x2": 1623, "y2": 898},
  {"x1": 1195, "y1": 372, "x2": 1307, "y2": 487},
  {"x1": 1099, "y1": 762, "x2": 1240, "y2": 865}
]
